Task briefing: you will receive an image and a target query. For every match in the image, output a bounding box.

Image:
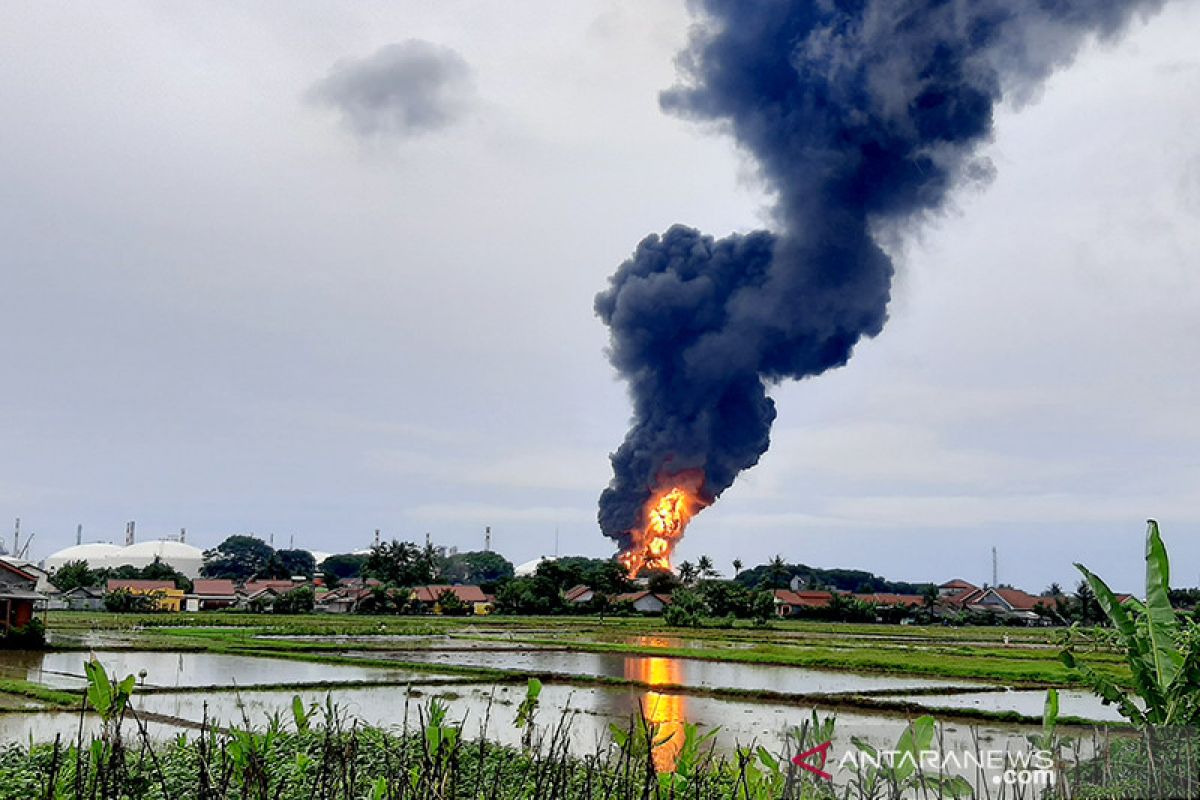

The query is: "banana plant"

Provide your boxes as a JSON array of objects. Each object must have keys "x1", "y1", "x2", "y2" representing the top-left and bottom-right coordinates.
[
  {"x1": 83, "y1": 658, "x2": 136, "y2": 726},
  {"x1": 1062, "y1": 519, "x2": 1200, "y2": 726}
]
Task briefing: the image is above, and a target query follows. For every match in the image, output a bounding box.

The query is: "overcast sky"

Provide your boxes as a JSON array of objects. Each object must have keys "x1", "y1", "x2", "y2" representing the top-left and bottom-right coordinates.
[{"x1": 2, "y1": 1, "x2": 1198, "y2": 593}]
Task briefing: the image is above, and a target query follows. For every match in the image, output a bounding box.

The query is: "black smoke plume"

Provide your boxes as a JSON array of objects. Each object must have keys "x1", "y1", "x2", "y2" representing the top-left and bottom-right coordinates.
[{"x1": 596, "y1": 0, "x2": 1164, "y2": 549}]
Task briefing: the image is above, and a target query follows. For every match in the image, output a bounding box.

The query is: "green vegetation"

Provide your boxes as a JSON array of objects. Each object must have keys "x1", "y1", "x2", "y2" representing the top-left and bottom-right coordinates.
[
  {"x1": 0, "y1": 678, "x2": 78, "y2": 708},
  {"x1": 0, "y1": 618, "x2": 46, "y2": 649},
  {"x1": 735, "y1": 556, "x2": 931, "y2": 594},
  {"x1": 1062, "y1": 519, "x2": 1200, "y2": 725},
  {"x1": 52, "y1": 555, "x2": 193, "y2": 593}
]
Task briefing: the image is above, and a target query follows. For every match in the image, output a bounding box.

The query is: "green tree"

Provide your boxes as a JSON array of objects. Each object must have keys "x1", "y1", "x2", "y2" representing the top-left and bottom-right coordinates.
[
  {"x1": 139, "y1": 557, "x2": 192, "y2": 592},
  {"x1": 1073, "y1": 579, "x2": 1104, "y2": 624},
  {"x1": 750, "y1": 590, "x2": 775, "y2": 625},
  {"x1": 697, "y1": 580, "x2": 751, "y2": 617},
  {"x1": 495, "y1": 576, "x2": 563, "y2": 615},
  {"x1": 645, "y1": 570, "x2": 680, "y2": 595},
  {"x1": 256, "y1": 554, "x2": 292, "y2": 580},
  {"x1": 273, "y1": 586, "x2": 315, "y2": 615},
  {"x1": 696, "y1": 555, "x2": 717, "y2": 581},
  {"x1": 731, "y1": 558, "x2": 743, "y2": 577},
  {"x1": 766, "y1": 555, "x2": 790, "y2": 589},
  {"x1": 363, "y1": 540, "x2": 436, "y2": 588},
  {"x1": 103, "y1": 589, "x2": 156, "y2": 613},
  {"x1": 440, "y1": 551, "x2": 514, "y2": 590},
  {"x1": 49, "y1": 559, "x2": 97, "y2": 592},
  {"x1": 436, "y1": 588, "x2": 470, "y2": 616},
  {"x1": 581, "y1": 559, "x2": 633, "y2": 595},
  {"x1": 664, "y1": 589, "x2": 707, "y2": 627},
  {"x1": 677, "y1": 561, "x2": 698, "y2": 586},
  {"x1": 320, "y1": 553, "x2": 367, "y2": 580},
  {"x1": 201, "y1": 535, "x2": 274, "y2": 581},
  {"x1": 276, "y1": 549, "x2": 317, "y2": 578}
]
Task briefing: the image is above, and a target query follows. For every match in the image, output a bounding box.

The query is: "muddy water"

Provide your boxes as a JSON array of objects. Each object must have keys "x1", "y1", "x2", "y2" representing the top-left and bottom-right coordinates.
[
  {"x1": 2, "y1": 650, "x2": 420, "y2": 690},
  {"x1": 128, "y1": 682, "x2": 1064, "y2": 784},
  {"x1": 884, "y1": 689, "x2": 1127, "y2": 723},
  {"x1": 359, "y1": 647, "x2": 978, "y2": 694}
]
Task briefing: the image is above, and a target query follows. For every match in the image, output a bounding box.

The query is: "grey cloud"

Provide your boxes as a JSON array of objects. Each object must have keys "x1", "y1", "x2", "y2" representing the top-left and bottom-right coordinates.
[{"x1": 308, "y1": 40, "x2": 473, "y2": 138}]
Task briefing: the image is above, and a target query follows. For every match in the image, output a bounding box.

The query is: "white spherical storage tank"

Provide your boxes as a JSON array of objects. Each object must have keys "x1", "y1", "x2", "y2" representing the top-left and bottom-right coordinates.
[
  {"x1": 115, "y1": 540, "x2": 205, "y2": 578},
  {"x1": 43, "y1": 542, "x2": 125, "y2": 574}
]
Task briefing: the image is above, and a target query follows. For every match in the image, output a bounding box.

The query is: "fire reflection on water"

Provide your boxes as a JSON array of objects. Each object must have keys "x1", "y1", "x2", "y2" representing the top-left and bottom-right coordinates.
[{"x1": 624, "y1": 655, "x2": 686, "y2": 773}]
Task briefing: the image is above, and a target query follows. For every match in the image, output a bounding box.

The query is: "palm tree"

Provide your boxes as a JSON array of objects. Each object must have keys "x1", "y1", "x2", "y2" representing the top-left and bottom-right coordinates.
[
  {"x1": 767, "y1": 555, "x2": 789, "y2": 589},
  {"x1": 696, "y1": 554, "x2": 716, "y2": 580},
  {"x1": 677, "y1": 560, "x2": 698, "y2": 586},
  {"x1": 732, "y1": 558, "x2": 743, "y2": 577}
]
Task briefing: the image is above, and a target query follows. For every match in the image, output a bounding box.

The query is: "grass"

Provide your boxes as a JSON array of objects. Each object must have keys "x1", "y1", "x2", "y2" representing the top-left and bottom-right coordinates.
[
  {"x1": 0, "y1": 679, "x2": 81, "y2": 710},
  {"x1": 44, "y1": 610, "x2": 1128, "y2": 688}
]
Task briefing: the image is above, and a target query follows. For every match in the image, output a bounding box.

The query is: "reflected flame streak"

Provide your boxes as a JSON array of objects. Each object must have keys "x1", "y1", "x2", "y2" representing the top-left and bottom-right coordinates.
[{"x1": 624, "y1": 655, "x2": 686, "y2": 773}]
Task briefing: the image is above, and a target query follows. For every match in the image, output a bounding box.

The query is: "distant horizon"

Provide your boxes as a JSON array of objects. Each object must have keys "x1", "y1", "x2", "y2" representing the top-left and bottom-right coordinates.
[{"x1": 10, "y1": 520, "x2": 1163, "y2": 596}]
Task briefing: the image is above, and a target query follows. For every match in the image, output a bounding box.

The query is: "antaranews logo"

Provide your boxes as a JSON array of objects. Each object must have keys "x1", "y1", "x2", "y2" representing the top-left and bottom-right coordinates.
[{"x1": 793, "y1": 742, "x2": 1055, "y2": 787}]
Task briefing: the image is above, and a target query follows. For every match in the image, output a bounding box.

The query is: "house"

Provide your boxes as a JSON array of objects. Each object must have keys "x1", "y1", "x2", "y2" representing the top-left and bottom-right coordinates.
[
  {"x1": 241, "y1": 579, "x2": 298, "y2": 596},
  {"x1": 564, "y1": 585, "x2": 595, "y2": 605},
  {"x1": 237, "y1": 580, "x2": 301, "y2": 608},
  {"x1": 317, "y1": 587, "x2": 371, "y2": 614},
  {"x1": 613, "y1": 590, "x2": 672, "y2": 614},
  {"x1": 0, "y1": 557, "x2": 55, "y2": 595},
  {"x1": 772, "y1": 589, "x2": 833, "y2": 617},
  {"x1": 950, "y1": 587, "x2": 1050, "y2": 624},
  {"x1": 106, "y1": 579, "x2": 184, "y2": 612},
  {"x1": 410, "y1": 585, "x2": 492, "y2": 615},
  {"x1": 185, "y1": 579, "x2": 238, "y2": 612},
  {"x1": 60, "y1": 586, "x2": 105, "y2": 612},
  {"x1": 854, "y1": 593, "x2": 925, "y2": 609},
  {"x1": 938, "y1": 579, "x2": 979, "y2": 599},
  {"x1": 0, "y1": 560, "x2": 43, "y2": 635}
]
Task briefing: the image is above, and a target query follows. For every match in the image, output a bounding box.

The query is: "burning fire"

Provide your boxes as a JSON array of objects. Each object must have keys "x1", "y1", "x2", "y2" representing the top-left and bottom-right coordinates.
[{"x1": 617, "y1": 470, "x2": 708, "y2": 578}]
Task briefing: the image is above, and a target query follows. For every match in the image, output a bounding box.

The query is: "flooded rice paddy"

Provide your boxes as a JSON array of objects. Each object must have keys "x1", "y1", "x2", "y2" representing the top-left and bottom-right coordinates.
[
  {"x1": 0, "y1": 620, "x2": 1121, "y2": 782},
  {"x1": 1, "y1": 649, "x2": 423, "y2": 690},
  {"x1": 359, "y1": 647, "x2": 979, "y2": 695}
]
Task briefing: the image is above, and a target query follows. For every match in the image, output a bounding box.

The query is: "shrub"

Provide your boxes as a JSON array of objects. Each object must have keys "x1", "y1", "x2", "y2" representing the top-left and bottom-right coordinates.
[{"x1": 0, "y1": 618, "x2": 45, "y2": 649}]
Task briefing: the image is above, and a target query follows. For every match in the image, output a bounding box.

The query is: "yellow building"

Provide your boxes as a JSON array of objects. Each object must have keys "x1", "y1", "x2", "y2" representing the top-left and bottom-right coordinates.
[{"x1": 106, "y1": 579, "x2": 184, "y2": 612}]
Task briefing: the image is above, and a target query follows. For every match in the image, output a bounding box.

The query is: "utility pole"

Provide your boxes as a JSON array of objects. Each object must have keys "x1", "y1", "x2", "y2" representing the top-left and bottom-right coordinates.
[
  {"x1": 991, "y1": 546, "x2": 998, "y2": 588},
  {"x1": 13, "y1": 518, "x2": 20, "y2": 557},
  {"x1": 76, "y1": 524, "x2": 83, "y2": 546}
]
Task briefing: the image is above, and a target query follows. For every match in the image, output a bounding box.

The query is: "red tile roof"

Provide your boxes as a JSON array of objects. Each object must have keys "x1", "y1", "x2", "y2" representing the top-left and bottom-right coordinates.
[
  {"x1": 855, "y1": 593, "x2": 925, "y2": 607},
  {"x1": 773, "y1": 590, "x2": 833, "y2": 608},
  {"x1": 939, "y1": 579, "x2": 978, "y2": 591},
  {"x1": 993, "y1": 588, "x2": 1045, "y2": 612},
  {"x1": 411, "y1": 585, "x2": 488, "y2": 604},
  {"x1": 564, "y1": 584, "x2": 593, "y2": 603},
  {"x1": 191, "y1": 579, "x2": 237, "y2": 597},
  {"x1": 242, "y1": 580, "x2": 297, "y2": 594},
  {"x1": 613, "y1": 591, "x2": 672, "y2": 605}
]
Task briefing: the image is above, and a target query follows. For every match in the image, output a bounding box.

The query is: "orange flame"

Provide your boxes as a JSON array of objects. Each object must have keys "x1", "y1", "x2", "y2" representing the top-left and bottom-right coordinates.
[{"x1": 617, "y1": 470, "x2": 708, "y2": 578}]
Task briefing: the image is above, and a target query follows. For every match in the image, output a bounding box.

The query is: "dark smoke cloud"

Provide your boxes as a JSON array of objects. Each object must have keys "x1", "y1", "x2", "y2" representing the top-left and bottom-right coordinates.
[
  {"x1": 308, "y1": 40, "x2": 473, "y2": 139},
  {"x1": 596, "y1": 0, "x2": 1165, "y2": 547}
]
